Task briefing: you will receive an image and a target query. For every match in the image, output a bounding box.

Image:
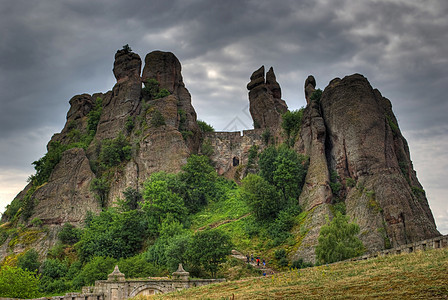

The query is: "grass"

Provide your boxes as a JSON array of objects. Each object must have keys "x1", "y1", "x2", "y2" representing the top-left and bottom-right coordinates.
[{"x1": 145, "y1": 248, "x2": 448, "y2": 299}]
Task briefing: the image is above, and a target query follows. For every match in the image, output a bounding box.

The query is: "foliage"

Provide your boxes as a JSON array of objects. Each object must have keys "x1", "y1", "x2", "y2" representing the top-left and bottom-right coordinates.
[
  {"x1": 142, "y1": 78, "x2": 171, "y2": 100},
  {"x1": 200, "y1": 139, "x2": 214, "y2": 157},
  {"x1": 245, "y1": 145, "x2": 259, "y2": 174},
  {"x1": 310, "y1": 88, "x2": 322, "y2": 103},
  {"x1": 125, "y1": 116, "x2": 134, "y2": 133},
  {"x1": 117, "y1": 254, "x2": 162, "y2": 279},
  {"x1": 197, "y1": 120, "x2": 214, "y2": 132},
  {"x1": 87, "y1": 97, "x2": 103, "y2": 135},
  {"x1": 58, "y1": 223, "x2": 82, "y2": 245},
  {"x1": 99, "y1": 133, "x2": 132, "y2": 169},
  {"x1": 346, "y1": 177, "x2": 356, "y2": 188},
  {"x1": 90, "y1": 176, "x2": 110, "y2": 207},
  {"x1": 0, "y1": 266, "x2": 40, "y2": 298},
  {"x1": 180, "y1": 155, "x2": 218, "y2": 212},
  {"x1": 77, "y1": 209, "x2": 148, "y2": 262},
  {"x1": 17, "y1": 249, "x2": 40, "y2": 272},
  {"x1": 29, "y1": 141, "x2": 66, "y2": 186},
  {"x1": 329, "y1": 170, "x2": 342, "y2": 195},
  {"x1": 151, "y1": 109, "x2": 166, "y2": 127},
  {"x1": 72, "y1": 256, "x2": 116, "y2": 288},
  {"x1": 315, "y1": 212, "x2": 365, "y2": 264},
  {"x1": 31, "y1": 217, "x2": 43, "y2": 227},
  {"x1": 281, "y1": 108, "x2": 304, "y2": 146},
  {"x1": 122, "y1": 44, "x2": 132, "y2": 53},
  {"x1": 259, "y1": 145, "x2": 308, "y2": 201},
  {"x1": 142, "y1": 179, "x2": 188, "y2": 233},
  {"x1": 291, "y1": 258, "x2": 313, "y2": 269},
  {"x1": 119, "y1": 187, "x2": 142, "y2": 211},
  {"x1": 241, "y1": 174, "x2": 281, "y2": 221},
  {"x1": 187, "y1": 229, "x2": 233, "y2": 278},
  {"x1": 261, "y1": 129, "x2": 271, "y2": 145}
]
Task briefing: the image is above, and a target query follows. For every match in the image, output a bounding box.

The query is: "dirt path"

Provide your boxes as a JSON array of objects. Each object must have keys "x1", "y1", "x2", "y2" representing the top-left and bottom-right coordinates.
[
  {"x1": 197, "y1": 213, "x2": 251, "y2": 231},
  {"x1": 231, "y1": 249, "x2": 277, "y2": 275}
]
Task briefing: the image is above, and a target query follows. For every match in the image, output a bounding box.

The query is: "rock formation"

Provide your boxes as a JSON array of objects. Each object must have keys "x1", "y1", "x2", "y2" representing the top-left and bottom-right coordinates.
[
  {"x1": 247, "y1": 66, "x2": 288, "y2": 130},
  {"x1": 0, "y1": 50, "x2": 440, "y2": 264},
  {"x1": 293, "y1": 74, "x2": 440, "y2": 262}
]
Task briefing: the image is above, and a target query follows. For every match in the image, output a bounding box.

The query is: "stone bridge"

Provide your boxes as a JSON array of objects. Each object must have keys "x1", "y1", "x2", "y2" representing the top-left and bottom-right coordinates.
[{"x1": 59, "y1": 264, "x2": 224, "y2": 300}]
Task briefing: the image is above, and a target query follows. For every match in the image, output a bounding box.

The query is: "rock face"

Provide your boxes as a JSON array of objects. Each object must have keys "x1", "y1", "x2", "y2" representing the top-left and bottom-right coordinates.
[
  {"x1": 142, "y1": 51, "x2": 201, "y2": 152},
  {"x1": 247, "y1": 66, "x2": 288, "y2": 130},
  {"x1": 0, "y1": 50, "x2": 440, "y2": 264},
  {"x1": 294, "y1": 74, "x2": 440, "y2": 263}
]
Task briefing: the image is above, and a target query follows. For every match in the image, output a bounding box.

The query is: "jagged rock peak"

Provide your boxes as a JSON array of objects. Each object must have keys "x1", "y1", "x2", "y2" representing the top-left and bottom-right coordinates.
[
  {"x1": 266, "y1": 67, "x2": 281, "y2": 99},
  {"x1": 304, "y1": 75, "x2": 316, "y2": 105},
  {"x1": 113, "y1": 49, "x2": 142, "y2": 82},
  {"x1": 247, "y1": 65, "x2": 288, "y2": 129},
  {"x1": 142, "y1": 51, "x2": 184, "y2": 93}
]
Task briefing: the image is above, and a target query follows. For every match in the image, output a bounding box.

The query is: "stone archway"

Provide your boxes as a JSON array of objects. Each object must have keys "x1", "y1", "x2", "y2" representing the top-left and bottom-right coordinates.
[{"x1": 129, "y1": 284, "x2": 166, "y2": 297}]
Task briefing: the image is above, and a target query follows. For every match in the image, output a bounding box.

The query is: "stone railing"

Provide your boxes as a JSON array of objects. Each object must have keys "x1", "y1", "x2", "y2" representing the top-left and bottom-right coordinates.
[{"x1": 348, "y1": 234, "x2": 448, "y2": 262}]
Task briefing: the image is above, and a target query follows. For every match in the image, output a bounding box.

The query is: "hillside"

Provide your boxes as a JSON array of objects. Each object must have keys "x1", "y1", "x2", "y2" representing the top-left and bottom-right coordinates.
[
  {"x1": 150, "y1": 248, "x2": 448, "y2": 299},
  {"x1": 0, "y1": 46, "x2": 441, "y2": 291}
]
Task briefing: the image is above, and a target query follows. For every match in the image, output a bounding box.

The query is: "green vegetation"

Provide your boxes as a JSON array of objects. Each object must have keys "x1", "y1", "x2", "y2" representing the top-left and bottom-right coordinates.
[
  {"x1": 87, "y1": 97, "x2": 103, "y2": 135},
  {"x1": 310, "y1": 88, "x2": 323, "y2": 103},
  {"x1": 315, "y1": 212, "x2": 364, "y2": 264},
  {"x1": 0, "y1": 266, "x2": 40, "y2": 298},
  {"x1": 281, "y1": 108, "x2": 304, "y2": 147},
  {"x1": 197, "y1": 120, "x2": 214, "y2": 132},
  {"x1": 142, "y1": 78, "x2": 171, "y2": 100}
]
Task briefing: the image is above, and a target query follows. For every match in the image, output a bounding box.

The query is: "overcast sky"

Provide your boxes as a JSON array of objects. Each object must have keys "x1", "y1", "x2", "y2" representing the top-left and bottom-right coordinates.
[{"x1": 0, "y1": 0, "x2": 446, "y2": 234}]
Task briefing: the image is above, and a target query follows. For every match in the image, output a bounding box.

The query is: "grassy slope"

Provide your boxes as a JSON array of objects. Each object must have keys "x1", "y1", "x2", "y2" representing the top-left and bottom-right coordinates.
[{"x1": 149, "y1": 248, "x2": 448, "y2": 299}]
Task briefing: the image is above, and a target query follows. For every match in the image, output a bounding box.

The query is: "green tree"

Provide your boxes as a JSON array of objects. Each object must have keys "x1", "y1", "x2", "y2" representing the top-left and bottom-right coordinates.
[
  {"x1": 180, "y1": 155, "x2": 217, "y2": 212},
  {"x1": 58, "y1": 222, "x2": 82, "y2": 245},
  {"x1": 142, "y1": 179, "x2": 188, "y2": 233},
  {"x1": 117, "y1": 254, "x2": 161, "y2": 279},
  {"x1": 99, "y1": 133, "x2": 132, "y2": 169},
  {"x1": 77, "y1": 209, "x2": 148, "y2": 262},
  {"x1": 0, "y1": 266, "x2": 40, "y2": 298},
  {"x1": 258, "y1": 146, "x2": 278, "y2": 184},
  {"x1": 315, "y1": 212, "x2": 365, "y2": 264},
  {"x1": 197, "y1": 120, "x2": 214, "y2": 132},
  {"x1": 90, "y1": 176, "x2": 110, "y2": 207},
  {"x1": 281, "y1": 109, "x2": 304, "y2": 146},
  {"x1": 273, "y1": 146, "x2": 307, "y2": 202},
  {"x1": 72, "y1": 256, "x2": 116, "y2": 288},
  {"x1": 17, "y1": 249, "x2": 40, "y2": 272},
  {"x1": 187, "y1": 229, "x2": 233, "y2": 278},
  {"x1": 87, "y1": 97, "x2": 103, "y2": 135},
  {"x1": 120, "y1": 187, "x2": 142, "y2": 211},
  {"x1": 241, "y1": 174, "x2": 280, "y2": 221}
]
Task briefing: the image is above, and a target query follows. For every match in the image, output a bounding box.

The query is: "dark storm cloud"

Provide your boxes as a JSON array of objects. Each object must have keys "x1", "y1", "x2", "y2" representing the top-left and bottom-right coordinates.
[{"x1": 0, "y1": 0, "x2": 447, "y2": 232}]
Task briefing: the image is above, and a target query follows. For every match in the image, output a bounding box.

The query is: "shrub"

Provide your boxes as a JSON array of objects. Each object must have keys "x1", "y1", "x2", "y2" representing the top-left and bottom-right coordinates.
[
  {"x1": 291, "y1": 258, "x2": 313, "y2": 269},
  {"x1": 99, "y1": 133, "x2": 132, "y2": 169},
  {"x1": 87, "y1": 97, "x2": 103, "y2": 135},
  {"x1": 17, "y1": 249, "x2": 40, "y2": 272},
  {"x1": 197, "y1": 120, "x2": 214, "y2": 132},
  {"x1": 122, "y1": 44, "x2": 132, "y2": 53},
  {"x1": 72, "y1": 256, "x2": 116, "y2": 288},
  {"x1": 315, "y1": 212, "x2": 365, "y2": 264},
  {"x1": 58, "y1": 223, "x2": 82, "y2": 245},
  {"x1": 151, "y1": 110, "x2": 166, "y2": 127},
  {"x1": 0, "y1": 266, "x2": 40, "y2": 298},
  {"x1": 310, "y1": 89, "x2": 322, "y2": 103},
  {"x1": 187, "y1": 229, "x2": 233, "y2": 278},
  {"x1": 281, "y1": 108, "x2": 304, "y2": 146}
]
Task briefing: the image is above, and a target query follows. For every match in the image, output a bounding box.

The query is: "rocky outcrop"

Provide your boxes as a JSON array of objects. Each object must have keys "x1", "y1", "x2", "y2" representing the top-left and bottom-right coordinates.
[
  {"x1": 321, "y1": 74, "x2": 439, "y2": 249},
  {"x1": 32, "y1": 148, "x2": 101, "y2": 225},
  {"x1": 247, "y1": 66, "x2": 288, "y2": 130},
  {"x1": 142, "y1": 51, "x2": 201, "y2": 152},
  {"x1": 294, "y1": 74, "x2": 440, "y2": 263}
]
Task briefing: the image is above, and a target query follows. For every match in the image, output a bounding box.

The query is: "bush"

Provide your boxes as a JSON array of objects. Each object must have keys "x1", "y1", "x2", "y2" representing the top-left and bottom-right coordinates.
[
  {"x1": 72, "y1": 256, "x2": 116, "y2": 288},
  {"x1": 281, "y1": 108, "x2": 304, "y2": 146},
  {"x1": 0, "y1": 266, "x2": 40, "y2": 298},
  {"x1": 77, "y1": 209, "x2": 148, "y2": 262},
  {"x1": 99, "y1": 133, "x2": 132, "y2": 169},
  {"x1": 118, "y1": 254, "x2": 162, "y2": 279},
  {"x1": 197, "y1": 120, "x2": 214, "y2": 132},
  {"x1": 187, "y1": 229, "x2": 233, "y2": 278},
  {"x1": 150, "y1": 110, "x2": 166, "y2": 127},
  {"x1": 241, "y1": 174, "x2": 281, "y2": 221},
  {"x1": 310, "y1": 89, "x2": 322, "y2": 103},
  {"x1": 291, "y1": 258, "x2": 313, "y2": 269},
  {"x1": 87, "y1": 97, "x2": 103, "y2": 135},
  {"x1": 17, "y1": 249, "x2": 40, "y2": 272},
  {"x1": 58, "y1": 223, "x2": 82, "y2": 245},
  {"x1": 315, "y1": 212, "x2": 365, "y2": 264}
]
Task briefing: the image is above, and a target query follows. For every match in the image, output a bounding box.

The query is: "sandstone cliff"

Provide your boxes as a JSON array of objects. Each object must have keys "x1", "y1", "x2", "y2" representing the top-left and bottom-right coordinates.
[{"x1": 0, "y1": 50, "x2": 440, "y2": 263}]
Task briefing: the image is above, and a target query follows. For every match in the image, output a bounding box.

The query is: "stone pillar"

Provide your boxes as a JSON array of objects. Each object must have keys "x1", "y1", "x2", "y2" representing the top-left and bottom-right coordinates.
[{"x1": 172, "y1": 263, "x2": 190, "y2": 281}]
